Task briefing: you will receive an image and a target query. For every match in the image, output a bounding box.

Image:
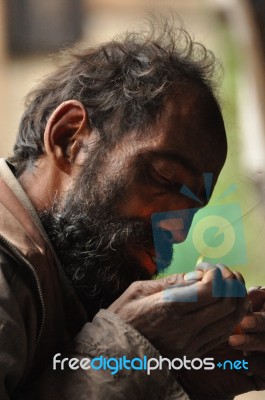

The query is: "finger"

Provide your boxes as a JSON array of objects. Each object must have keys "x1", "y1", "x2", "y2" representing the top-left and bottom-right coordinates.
[
  {"x1": 197, "y1": 262, "x2": 237, "y2": 281},
  {"x1": 202, "y1": 266, "x2": 246, "y2": 298},
  {"x1": 200, "y1": 265, "x2": 221, "y2": 283},
  {"x1": 156, "y1": 280, "x2": 216, "y2": 310},
  {"x1": 196, "y1": 332, "x2": 233, "y2": 357},
  {"x1": 228, "y1": 333, "x2": 265, "y2": 352},
  {"x1": 143, "y1": 271, "x2": 206, "y2": 296},
  {"x1": 192, "y1": 296, "x2": 248, "y2": 350},
  {"x1": 196, "y1": 261, "x2": 214, "y2": 272},
  {"x1": 157, "y1": 267, "x2": 247, "y2": 312},
  {"x1": 234, "y1": 271, "x2": 245, "y2": 284},
  {"x1": 248, "y1": 289, "x2": 265, "y2": 311},
  {"x1": 240, "y1": 312, "x2": 265, "y2": 332},
  {"x1": 162, "y1": 267, "x2": 247, "y2": 305},
  {"x1": 130, "y1": 274, "x2": 187, "y2": 297},
  {"x1": 173, "y1": 294, "x2": 248, "y2": 356},
  {"x1": 183, "y1": 270, "x2": 204, "y2": 282},
  {"x1": 214, "y1": 264, "x2": 237, "y2": 280},
  {"x1": 195, "y1": 295, "x2": 247, "y2": 329},
  {"x1": 160, "y1": 268, "x2": 223, "y2": 308}
]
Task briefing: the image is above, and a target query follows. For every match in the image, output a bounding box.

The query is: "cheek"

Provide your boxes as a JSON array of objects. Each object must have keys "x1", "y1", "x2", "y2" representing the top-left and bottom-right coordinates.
[
  {"x1": 117, "y1": 191, "x2": 153, "y2": 218},
  {"x1": 117, "y1": 187, "x2": 197, "y2": 219}
]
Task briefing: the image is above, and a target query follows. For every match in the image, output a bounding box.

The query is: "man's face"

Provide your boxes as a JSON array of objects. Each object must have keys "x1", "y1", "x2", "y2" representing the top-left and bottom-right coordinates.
[
  {"x1": 40, "y1": 88, "x2": 227, "y2": 319},
  {"x1": 97, "y1": 89, "x2": 227, "y2": 274}
]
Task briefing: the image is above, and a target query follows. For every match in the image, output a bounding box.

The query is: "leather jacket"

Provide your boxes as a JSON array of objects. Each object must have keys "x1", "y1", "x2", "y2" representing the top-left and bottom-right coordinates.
[{"x1": 0, "y1": 159, "x2": 189, "y2": 400}]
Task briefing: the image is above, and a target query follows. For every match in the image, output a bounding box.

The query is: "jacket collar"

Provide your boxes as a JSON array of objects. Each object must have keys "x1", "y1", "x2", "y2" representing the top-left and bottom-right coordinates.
[{"x1": 0, "y1": 159, "x2": 87, "y2": 334}]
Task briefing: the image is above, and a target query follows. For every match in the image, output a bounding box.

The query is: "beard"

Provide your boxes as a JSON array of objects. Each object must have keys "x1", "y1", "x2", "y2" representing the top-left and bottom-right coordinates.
[{"x1": 38, "y1": 142, "x2": 168, "y2": 320}]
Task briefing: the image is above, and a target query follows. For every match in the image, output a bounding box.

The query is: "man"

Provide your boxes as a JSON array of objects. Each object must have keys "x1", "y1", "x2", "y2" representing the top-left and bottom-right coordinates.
[{"x1": 0, "y1": 25, "x2": 264, "y2": 399}]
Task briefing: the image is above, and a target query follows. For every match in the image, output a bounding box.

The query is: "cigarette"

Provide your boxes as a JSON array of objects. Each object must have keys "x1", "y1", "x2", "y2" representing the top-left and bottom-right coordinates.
[{"x1": 196, "y1": 254, "x2": 204, "y2": 265}]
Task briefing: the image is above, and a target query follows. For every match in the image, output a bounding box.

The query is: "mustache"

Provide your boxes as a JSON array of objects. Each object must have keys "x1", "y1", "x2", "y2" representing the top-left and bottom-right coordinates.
[
  {"x1": 51, "y1": 208, "x2": 154, "y2": 251},
  {"x1": 43, "y1": 202, "x2": 175, "y2": 272},
  {"x1": 42, "y1": 200, "x2": 175, "y2": 273}
]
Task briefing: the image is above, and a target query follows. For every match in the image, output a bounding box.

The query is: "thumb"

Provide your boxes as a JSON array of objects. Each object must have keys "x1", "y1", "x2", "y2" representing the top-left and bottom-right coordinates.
[
  {"x1": 139, "y1": 271, "x2": 203, "y2": 296},
  {"x1": 248, "y1": 288, "x2": 265, "y2": 311}
]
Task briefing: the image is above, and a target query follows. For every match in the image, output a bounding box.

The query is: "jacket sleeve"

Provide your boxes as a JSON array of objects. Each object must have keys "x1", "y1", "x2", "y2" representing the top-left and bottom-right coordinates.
[
  {"x1": 0, "y1": 252, "x2": 234, "y2": 400},
  {"x1": 0, "y1": 251, "x2": 38, "y2": 400},
  {"x1": 0, "y1": 249, "x2": 237, "y2": 400},
  {"x1": 0, "y1": 247, "x2": 189, "y2": 400},
  {"x1": 24, "y1": 309, "x2": 190, "y2": 400}
]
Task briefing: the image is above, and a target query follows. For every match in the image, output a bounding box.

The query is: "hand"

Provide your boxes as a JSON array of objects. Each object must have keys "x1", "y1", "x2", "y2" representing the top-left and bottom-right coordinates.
[
  {"x1": 228, "y1": 287, "x2": 265, "y2": 390},
  {"x1": 178, "y1": 346, "x2": 259, "y2": 398},
  {"x1": 108, "y1": 264, "x2": 248, "y2": 358}
]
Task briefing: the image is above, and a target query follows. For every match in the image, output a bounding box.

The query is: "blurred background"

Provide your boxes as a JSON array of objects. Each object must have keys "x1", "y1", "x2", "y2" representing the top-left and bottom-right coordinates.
[{"x1": 0, "y1": 1, "x2": 264, "y2": 398}]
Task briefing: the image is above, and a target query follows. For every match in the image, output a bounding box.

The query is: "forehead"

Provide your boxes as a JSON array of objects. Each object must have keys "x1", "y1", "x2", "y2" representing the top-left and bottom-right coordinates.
[
  {"x1": 118, "y1": 87, "x2": 227, "y2": 176},
  {"x1": 154, "y1": 90, "x2": 227, "y2": 173}
]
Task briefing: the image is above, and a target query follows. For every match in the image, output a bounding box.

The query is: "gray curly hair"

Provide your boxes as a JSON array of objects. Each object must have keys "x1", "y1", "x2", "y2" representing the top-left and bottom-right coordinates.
[{"x1": 10, "y1": 22, "x2": 221, "y2": 174}]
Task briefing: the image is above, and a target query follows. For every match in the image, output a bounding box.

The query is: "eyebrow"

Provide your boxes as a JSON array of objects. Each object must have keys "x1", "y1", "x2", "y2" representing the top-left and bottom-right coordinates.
[{"x1": 144, "y1": 150, "x2": 198, "y2": 175}]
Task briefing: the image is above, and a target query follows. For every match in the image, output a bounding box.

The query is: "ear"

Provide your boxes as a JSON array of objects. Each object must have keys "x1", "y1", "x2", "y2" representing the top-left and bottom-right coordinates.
[{"x1": 43, "y1": 100, "x2": 92, "y2": 174}]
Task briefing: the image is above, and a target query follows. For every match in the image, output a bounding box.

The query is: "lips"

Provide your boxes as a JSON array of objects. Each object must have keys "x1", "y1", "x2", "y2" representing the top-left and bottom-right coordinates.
[
  {"x1": 125, "y1": 244, "x2": 157, "y2": 275},
  {"x1": 137, "y1": 248, "x2": 157, "y2": 275}
]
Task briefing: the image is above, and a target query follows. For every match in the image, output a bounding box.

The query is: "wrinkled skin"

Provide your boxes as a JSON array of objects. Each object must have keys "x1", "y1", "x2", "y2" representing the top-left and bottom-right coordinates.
[
  {"x1": 109, "y1": 264, "x2": 248, "y2": 358},
  {"x1": 177, "y1": 282, "x2": 265, "y2": 398}
]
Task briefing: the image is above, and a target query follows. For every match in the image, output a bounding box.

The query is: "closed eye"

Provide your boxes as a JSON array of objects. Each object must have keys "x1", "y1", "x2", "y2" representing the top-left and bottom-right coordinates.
[{"x1": 147, "y1": 166, "x2": 182, "y2": 194}]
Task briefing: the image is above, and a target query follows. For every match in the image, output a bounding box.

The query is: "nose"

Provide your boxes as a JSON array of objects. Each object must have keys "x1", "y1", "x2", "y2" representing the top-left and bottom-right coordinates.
[
  {"x1": 153, "y1": 208, "x2": 198, "y2": 245},
  {"x1": 158, "y1": 217, "x2": 186, "y2": 244}
]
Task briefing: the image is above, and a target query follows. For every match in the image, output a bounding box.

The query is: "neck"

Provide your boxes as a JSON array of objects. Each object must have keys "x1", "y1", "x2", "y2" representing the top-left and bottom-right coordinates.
[{"x1": 18, "y1": 162, "x2": 65, "y2": 213}]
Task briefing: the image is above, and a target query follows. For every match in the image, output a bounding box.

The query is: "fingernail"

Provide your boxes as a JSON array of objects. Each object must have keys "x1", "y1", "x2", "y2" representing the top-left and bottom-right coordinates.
[
  {"x1": 184, "y1": 271, "x2": 204, "y2": 281},
  {"x1": 241, "y1": 316, "x2": 257, "y2": 329},
  {"x1": 196, "y1": 262, "x2": 214, "y2": 270},
  {"x1": 228, "y1": 335, "x2": 246, "y2": 346},
  {"x1": 165, "y1": 275, "x2": 179, "y2": 285}
]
